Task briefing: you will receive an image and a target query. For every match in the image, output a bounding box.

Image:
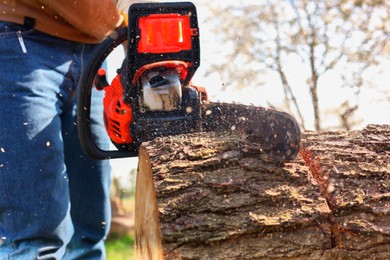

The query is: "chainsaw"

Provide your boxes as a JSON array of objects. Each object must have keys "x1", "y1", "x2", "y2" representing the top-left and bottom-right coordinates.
[{"x1": 77, "y1": 2, "x2": 301, "y2": 162}]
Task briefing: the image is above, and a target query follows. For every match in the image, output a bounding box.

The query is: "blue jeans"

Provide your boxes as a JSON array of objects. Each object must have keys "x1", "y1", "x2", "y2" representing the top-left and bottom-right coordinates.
[{"x1": 0, "y1": 22, "x2": 111, "y2": 259}]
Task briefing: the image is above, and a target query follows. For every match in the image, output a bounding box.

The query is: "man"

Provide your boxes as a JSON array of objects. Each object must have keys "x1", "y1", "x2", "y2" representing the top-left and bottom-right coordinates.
[{"x1": 0, "y1": 1, "x2": 125, "y2": 258}]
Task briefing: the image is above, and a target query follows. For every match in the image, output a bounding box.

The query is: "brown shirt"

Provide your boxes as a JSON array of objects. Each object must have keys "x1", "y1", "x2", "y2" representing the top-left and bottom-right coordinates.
[{"x1": 0, "y1": 0, "x2": 123, "y2": 43}]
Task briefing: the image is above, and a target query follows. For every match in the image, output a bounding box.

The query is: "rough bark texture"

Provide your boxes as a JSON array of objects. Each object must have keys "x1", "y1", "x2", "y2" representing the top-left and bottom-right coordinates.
[{"x1": 135, "y1": 124, "x2": 390, "y2": 259}]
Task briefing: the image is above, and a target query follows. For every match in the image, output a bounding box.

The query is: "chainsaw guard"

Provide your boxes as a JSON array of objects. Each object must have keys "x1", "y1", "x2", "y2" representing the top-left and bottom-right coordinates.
[{"x1": 77, "y1": 27, "x2": 138, "y2": 159}]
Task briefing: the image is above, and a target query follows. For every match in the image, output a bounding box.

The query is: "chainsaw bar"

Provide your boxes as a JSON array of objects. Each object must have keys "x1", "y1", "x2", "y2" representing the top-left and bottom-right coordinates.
[{"x1": 201, "y1": 102, "x2": 301, "y2": 162}]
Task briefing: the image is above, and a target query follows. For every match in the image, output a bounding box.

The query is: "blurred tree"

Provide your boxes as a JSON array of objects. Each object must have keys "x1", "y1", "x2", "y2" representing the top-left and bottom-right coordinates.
[{"x1": 207, "y1": 0, "x2": 389, "y2": 130}]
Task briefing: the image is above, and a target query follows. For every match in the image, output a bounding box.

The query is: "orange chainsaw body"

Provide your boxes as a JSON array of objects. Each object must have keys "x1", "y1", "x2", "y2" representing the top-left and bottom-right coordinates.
[{"x1": 96, "y1": 3, "x2": 205, "y2": 148}]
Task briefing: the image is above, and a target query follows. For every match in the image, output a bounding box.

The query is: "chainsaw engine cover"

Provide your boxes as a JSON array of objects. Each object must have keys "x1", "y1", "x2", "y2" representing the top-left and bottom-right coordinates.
[
  {"x1": 122, "y1": 2, "x2": 203, "y2": 147},
  {"x1": 126, "y1": 2, "x2": 200, "y2": 93}
]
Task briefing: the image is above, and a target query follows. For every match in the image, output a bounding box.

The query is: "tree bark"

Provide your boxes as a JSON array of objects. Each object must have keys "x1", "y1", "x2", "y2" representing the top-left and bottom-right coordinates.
[{"x1": 135, "y1": 124, "x2": 390, "y2": 259}]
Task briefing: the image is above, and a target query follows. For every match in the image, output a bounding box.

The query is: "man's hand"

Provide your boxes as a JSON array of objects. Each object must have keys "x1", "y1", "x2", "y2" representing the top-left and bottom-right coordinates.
[
  {"x1": 121, "y1": 11, "x2": 128, "y2": 27},
  {"x1": 116, "y1": 0, "x2": 156, "y2": 27}
]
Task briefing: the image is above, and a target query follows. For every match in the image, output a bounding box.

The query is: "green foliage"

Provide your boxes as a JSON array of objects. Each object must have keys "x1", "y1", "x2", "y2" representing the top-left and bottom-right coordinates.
[{"x1": 106, "y1": 234, "x2": 135, "y2": 260}]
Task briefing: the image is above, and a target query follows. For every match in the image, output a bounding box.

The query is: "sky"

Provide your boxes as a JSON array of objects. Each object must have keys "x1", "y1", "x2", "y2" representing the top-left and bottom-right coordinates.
[{"x1": 106, "y1": 0, "x2": 389, "y2": 186}]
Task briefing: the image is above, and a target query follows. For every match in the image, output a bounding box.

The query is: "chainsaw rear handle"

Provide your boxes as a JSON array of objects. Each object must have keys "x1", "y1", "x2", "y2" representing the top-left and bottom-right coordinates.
[{"x1": 77, "y1": 27, "x2": 138, "y2": 159}]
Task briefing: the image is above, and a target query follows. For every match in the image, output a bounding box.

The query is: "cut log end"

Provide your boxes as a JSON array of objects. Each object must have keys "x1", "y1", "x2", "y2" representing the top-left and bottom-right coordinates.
[
  {"x1": 135, "y1": 125, "x2": 390, "y2": 259},
  {"x1": 135, "y1": 148, "x2": 164, "y2": 260}
]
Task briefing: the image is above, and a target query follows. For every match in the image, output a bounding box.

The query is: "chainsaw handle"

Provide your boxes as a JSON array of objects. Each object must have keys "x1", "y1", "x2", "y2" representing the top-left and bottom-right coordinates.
[{"x1": 77, "y1": 27, "x2": 138, "y2": 159}]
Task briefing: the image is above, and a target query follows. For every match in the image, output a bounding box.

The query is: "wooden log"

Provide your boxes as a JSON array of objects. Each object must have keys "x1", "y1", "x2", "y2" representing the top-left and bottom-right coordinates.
[{"x1": 134, "y1": 124, "x2": 390, "y2": 259}]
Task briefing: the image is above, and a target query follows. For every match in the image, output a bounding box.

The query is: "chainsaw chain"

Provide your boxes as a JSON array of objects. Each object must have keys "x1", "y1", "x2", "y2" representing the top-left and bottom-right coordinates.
[{"x1": 201, "y1": 102, "x2": 301, "y2": 162}]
